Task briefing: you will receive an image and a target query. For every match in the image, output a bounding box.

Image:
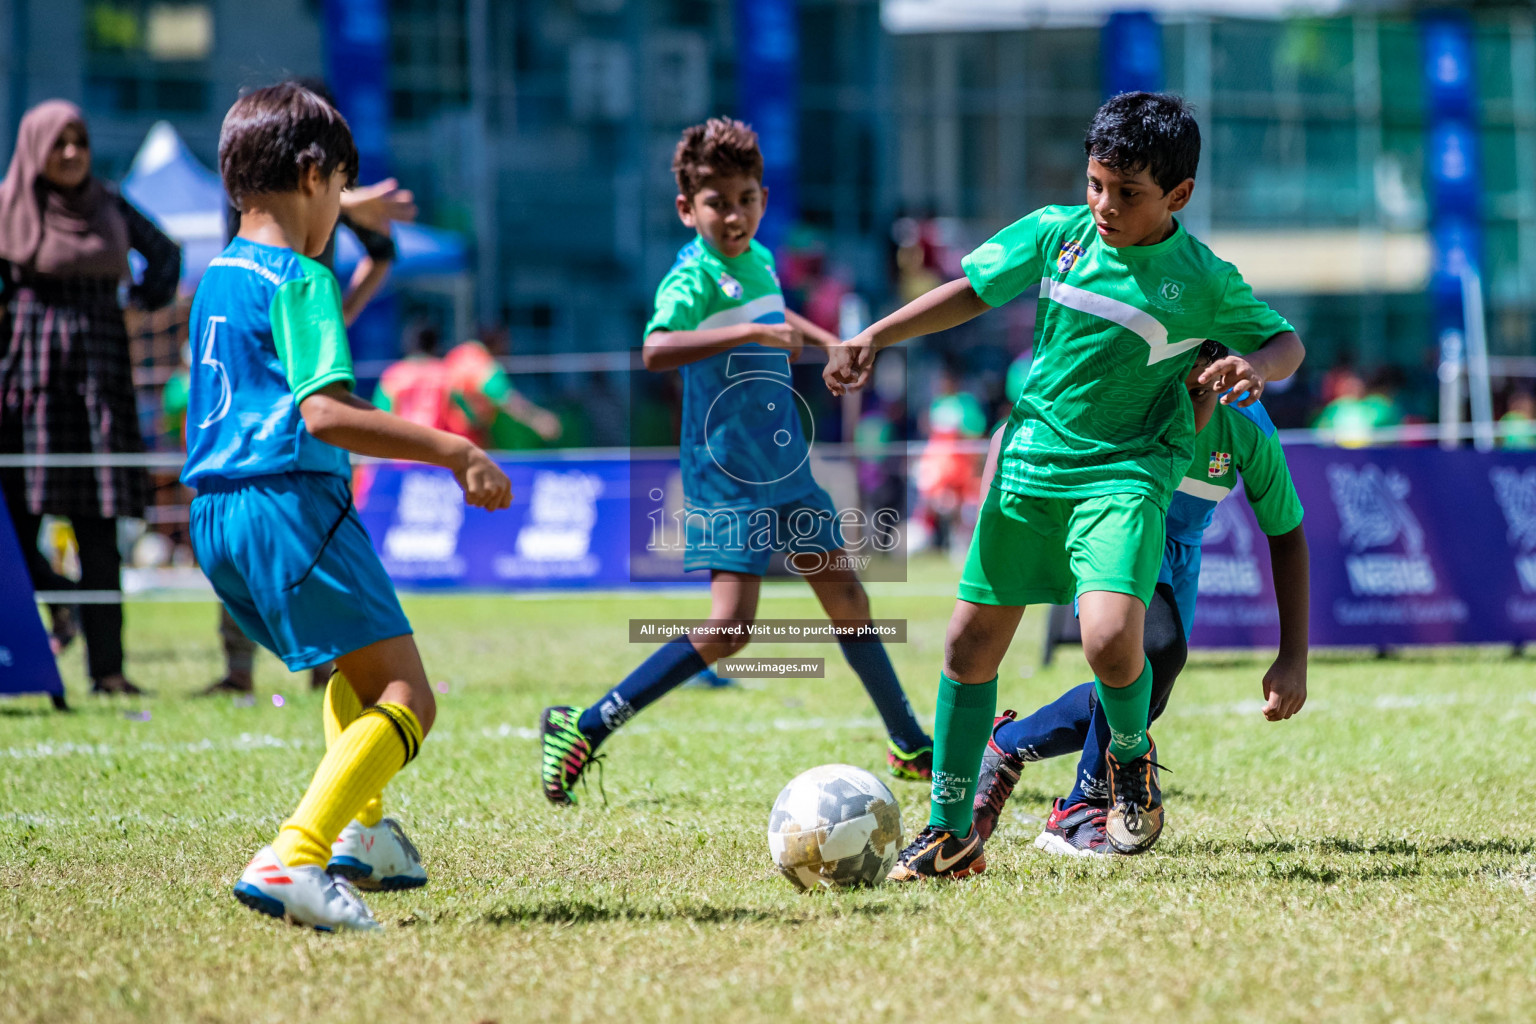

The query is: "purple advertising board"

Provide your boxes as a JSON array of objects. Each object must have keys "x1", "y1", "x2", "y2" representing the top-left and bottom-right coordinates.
[
  {"x1": 355, "y1": 458, "x2": 662, "y2": 590},
  {"x1": 1190, "y1": 446, "x2": 1536, "y2": 648}
]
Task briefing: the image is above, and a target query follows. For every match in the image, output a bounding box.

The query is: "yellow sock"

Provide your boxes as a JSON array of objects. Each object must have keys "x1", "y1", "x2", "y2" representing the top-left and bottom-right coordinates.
[
  {"x1": 272, "y1": 703, "x2": 423, "y2": 868},
  {"x1": 322, "y1": 672, "x2": 384, "y2": 826}
]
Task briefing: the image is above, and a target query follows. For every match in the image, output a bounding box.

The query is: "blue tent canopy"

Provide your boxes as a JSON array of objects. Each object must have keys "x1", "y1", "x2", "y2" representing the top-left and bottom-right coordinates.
[
  {"x1": 333, "y1": 219, "x2": 469, "y2": 281},
  {"x1": 120, "y1": 121, "x2": 470, "y2": 291},
  {"x1": 120, "y1": 122, "x2": 226, "y2": 291}
]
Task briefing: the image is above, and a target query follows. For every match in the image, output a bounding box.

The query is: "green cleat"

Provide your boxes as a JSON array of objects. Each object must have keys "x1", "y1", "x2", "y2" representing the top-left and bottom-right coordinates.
[
  {"x1": 886, "y1": 740, "x2": 934, "y2": 782},
  {"x1": 539, "y1": 705, "x2": 597, "y2": 805}
]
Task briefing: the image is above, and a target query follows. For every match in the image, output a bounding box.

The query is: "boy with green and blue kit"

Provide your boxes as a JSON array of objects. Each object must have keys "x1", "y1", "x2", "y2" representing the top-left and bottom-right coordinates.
[
  {"x1": 825, "y1": 91, "x2": 1306, "y2": 879},
  {"x1": 184, "y1": 83, "x2": 511, "y2": 930},
  {"x1": 539, "y1": 118, "x2": 933, "y2": 803}
]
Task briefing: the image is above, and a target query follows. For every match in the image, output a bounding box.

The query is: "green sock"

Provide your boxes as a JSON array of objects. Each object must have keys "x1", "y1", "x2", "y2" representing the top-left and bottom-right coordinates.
[
  {"x1": 928, "y1": 673, "x2": 997, "y2": 836},
  {"x1": 1095, "y1": 656, "x2": 1153, "y2": 760}
]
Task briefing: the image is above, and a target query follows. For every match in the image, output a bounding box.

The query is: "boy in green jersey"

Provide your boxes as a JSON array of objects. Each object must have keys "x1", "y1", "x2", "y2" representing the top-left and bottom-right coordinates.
[{"x1": 826, "y1": 92, "x2": 1306, "y2": 877}]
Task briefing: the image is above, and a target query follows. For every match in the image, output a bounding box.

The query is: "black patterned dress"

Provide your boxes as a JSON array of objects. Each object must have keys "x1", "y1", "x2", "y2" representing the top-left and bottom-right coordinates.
[{"x1": 0, "y1": 194, "x2": 180, "y2": 519}]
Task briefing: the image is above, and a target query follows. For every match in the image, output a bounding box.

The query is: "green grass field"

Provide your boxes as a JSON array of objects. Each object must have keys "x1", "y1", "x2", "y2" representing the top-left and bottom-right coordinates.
[{"x1": 4, "y1": 557, "x2": 1536, "y2": 1023}]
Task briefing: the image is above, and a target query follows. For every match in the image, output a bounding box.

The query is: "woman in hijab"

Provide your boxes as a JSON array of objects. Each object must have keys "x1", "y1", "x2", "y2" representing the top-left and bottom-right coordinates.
[{"x1": 0, "y1": 100, "x2": 180, "y2": 696}]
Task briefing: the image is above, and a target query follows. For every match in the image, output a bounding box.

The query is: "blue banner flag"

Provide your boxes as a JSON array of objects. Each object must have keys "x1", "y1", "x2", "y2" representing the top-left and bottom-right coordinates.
[
  {"x1": 735, "y1": 0, "x2": 799, "y2": 253},
  {"x1": 1102, "y1": 11, "x2": 1164, "y2": 98},
  {"x1": 0, "y1": 506, "x2": 65, "y2": 702}
]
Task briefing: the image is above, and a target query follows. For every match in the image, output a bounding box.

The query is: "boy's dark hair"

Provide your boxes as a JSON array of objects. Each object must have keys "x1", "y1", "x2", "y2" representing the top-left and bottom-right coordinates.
[
  {"x1": 410, "y1": 323, "x2": 441, "y2": 356},
  {"x1": 219, "y1": 82, "x2": 359, "y2": 207},
  {"x1": 1084, "y1": 91, "x2": 1201, "y2": 194},
  {"x1": 1198, "y1": 339, "x2": 1229, "y2": 365},
  {"x1": 672, "y1": 118, "x2": 763, "y2": 199}
]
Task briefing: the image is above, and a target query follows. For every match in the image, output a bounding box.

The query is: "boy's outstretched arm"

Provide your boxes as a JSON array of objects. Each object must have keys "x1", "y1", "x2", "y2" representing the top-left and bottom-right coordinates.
[
  {"x1": 642, "y1": 321, "x2": 802, "y2": 372},
  {"x1": 300, "y1": 383, "x2": 512, "y2": 510},
  {"x1": 784, "y1": 309, "x2": 839, "y2": 351},
  {"x1": 824, "y1": 278, "x2": 990, "y2": 395},
  {"x1": 1199, "y1": 330, "x2": 1305, "y2": 408},
  {"x1": 1260, "y1": 523, "x2": 1309, "y2": 721}
]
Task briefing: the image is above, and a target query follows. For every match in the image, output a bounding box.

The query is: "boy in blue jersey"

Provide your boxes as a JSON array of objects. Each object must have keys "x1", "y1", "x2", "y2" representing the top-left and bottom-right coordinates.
[
  {"x1": 184, "y1": 84, "x2": 511, "y2": 931},
  {"x1": 971, "y1": 342, "x2": 1311, "y2": 854},
  {"x1": 538, "y1": 118, "x2": 933, "y2": 804}
]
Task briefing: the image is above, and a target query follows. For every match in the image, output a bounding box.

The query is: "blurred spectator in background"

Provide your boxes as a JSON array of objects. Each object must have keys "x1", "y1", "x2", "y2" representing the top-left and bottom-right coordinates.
[
  {"x1": 373, "y1": 324, "x2": 452, "y2": 429},
  {"x1": 0, "y1": 100, "x2": 180, "y2": 695},
  {"x1": 1313, "y1": 365, "x2": 1403, "y2": 447},
  {"x1": 373, "y1": 324, "x2": 563, "y2": 449},
  {"x1": 916, "y1": 367, "x2": 986, "y2": 554},
  {"x1": 445, "y1": 332, "x2": 563, "y2": 450},
  {"x1": 1319, "y1": 350, "x2": 1360, "y2": 407},
  {"x1": 1501, "y1": 388, "x2": 1536, "y2": 449}
]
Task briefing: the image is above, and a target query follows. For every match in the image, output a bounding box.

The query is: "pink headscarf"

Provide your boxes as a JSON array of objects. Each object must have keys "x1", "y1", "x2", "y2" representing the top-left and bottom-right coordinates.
[{"x1": 0, "y1": 99, "x2": 128, "y2": 278}]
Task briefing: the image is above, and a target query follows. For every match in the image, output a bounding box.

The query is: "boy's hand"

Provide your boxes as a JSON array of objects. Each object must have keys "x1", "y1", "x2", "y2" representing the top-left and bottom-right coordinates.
[
  {"x1": 1198, "y1": 353, "x2": 1265, "y2": 407},
  {"x1": 341, "y1": 178, "x2": 418, "y2": 233},
  {"x1": 453, "y1": 445, "x2": 513, "y2": 511},
  {"x1": 823, "y1": 335, "x2": 875, "y2": 396},
  {"x1": 758, "y1": 322, "x2": 804, "y2": 362},
  {"x1": 1260, "y1": 655, "x2": 1307, "y2": 721}
]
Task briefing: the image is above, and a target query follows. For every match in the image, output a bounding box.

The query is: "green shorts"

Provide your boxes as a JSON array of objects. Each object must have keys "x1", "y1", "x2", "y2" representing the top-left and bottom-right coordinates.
[{"x1": 957, "y1": 486, "x2": 1165, "y2": 608}]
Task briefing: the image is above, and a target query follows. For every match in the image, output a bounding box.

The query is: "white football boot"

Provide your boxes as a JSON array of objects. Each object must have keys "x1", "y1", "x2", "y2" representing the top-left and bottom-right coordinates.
[
  {"x1": 233, "y1": 846, "x2": 380, "y2": 931},
  {"x1": 326, "y1": 818, "x2": 428, "y2": 891}
]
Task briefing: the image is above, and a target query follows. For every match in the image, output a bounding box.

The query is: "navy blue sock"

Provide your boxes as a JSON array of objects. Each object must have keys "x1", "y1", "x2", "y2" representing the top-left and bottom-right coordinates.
[
  {"x1": 577, "y1": 636, "x2": 707, "y2": 747},
  {"x1": 1066, "y1": 693, "x2": 1113, "y2": 806},
  {"x1": 838, "y1": 638, "x2": 930, "y2": 751},
  {"x1": 993, "y1": 682, "x2": 1094, "y2": 762}
]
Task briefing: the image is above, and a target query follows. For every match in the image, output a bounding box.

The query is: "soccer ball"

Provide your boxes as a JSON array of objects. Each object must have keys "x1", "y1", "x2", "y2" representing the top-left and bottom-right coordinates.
[{"x1": 767, "y1": 764, "x2": 902, "y2": 891}]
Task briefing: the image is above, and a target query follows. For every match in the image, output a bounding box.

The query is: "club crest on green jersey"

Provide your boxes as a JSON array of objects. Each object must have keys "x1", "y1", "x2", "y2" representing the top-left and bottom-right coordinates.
[
  {"x1": 1056, "y1": 240, "x2": 1086, "y2": 274},
  {"x1": 718, "y1": 272, "x2": 744, "y2": 300},
  {"x1": 1158, "y1": 278, "x2": 1185, "y2": 305},
  {"x1": 1208, "y1": 451, "x2": 1232, "y2": 477}
]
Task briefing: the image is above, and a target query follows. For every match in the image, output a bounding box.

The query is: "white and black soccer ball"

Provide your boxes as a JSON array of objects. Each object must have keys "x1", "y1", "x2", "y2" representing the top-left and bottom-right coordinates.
[{"x1": 767, "y1": 764, "x2": 902, "y2": 891}]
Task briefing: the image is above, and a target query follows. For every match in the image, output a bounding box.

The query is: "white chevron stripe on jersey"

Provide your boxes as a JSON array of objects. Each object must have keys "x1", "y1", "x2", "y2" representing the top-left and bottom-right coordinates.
[
  {"x1": 694, "y1": 293, "x2": 787, "y2": 331},
  {"x1": 1040, "y1": 277, "x2": 1206, "y2": 366},
  {"x1": 1176, "y1": 475, "x2": 1231, "y2": 501}
]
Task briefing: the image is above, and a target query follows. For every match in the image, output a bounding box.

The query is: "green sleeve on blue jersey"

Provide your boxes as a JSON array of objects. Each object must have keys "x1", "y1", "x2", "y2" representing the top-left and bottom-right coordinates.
[
  {"x1": 270, "y1": 260, "x2": 355, "y2": 403},
  {"x1": 1239, "y1": 431, "x2": 1305, "y2": 536},
  {"x1": 1210, "y1": 269, "x2": 1294, "y2": 355},
  {"x1": 645, "y1": 263, "x2": 713, "y2": 336},
  {"x1": 961, "y1": 209, "x2": 1049, "y2": 308}
]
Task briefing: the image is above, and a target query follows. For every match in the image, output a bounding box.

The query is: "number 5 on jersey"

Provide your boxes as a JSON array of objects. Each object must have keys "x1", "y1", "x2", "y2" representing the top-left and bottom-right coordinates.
[{"x1": 199, "y1": 316, "x2": 233, "y2": 429}]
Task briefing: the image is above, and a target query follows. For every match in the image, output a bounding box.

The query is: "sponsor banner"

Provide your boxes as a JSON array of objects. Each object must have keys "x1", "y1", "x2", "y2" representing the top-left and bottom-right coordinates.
[
  {"x1": 1190, "y1": 446, "x2": 1536, "y2": 648},
  {"x1": 355, "y1": 458, "x2": 648, "y2": 590}
]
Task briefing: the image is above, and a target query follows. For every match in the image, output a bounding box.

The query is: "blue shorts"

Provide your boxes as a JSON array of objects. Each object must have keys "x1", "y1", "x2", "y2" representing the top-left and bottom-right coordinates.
[
  {"x1": 1157, "y1": 536, "x2": 1202, "y2": 641},
  {"x1": 1070, "y1": 535, "x2": 1202, "y2": 641},
  {"x1": 682, "y1": 485, "x2": 846, "y2": 575},
  {"x1": 190, "y1": 472, "x2": 412, "y2": 671}
]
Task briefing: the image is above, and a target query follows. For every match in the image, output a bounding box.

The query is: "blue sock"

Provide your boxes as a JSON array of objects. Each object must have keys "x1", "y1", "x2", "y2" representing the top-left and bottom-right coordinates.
[
  {"x1": 838, "y1": 638, "x2": 930, "y2": 752},
  {"x1": 1065, "y1": 693, "x2": 1113, "y2": 806},
  {"x1": 577, "y1": 636, "x2": 707, "y2": 747},
  {"x1": 993, "y1": 682, "x2": 1094, "y2": 762}
]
